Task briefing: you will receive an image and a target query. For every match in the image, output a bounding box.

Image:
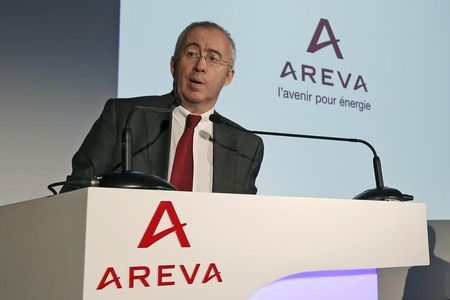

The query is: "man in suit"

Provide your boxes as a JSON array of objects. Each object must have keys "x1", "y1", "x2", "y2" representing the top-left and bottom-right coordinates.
[{"x1": 62, "y1": 21, "x2": 264, "y2": 194}]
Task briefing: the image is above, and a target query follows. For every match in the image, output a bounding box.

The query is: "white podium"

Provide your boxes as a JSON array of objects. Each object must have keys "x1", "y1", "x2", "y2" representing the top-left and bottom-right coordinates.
[{"x1": 0, "y1": 188, "x2": 428, "y2": 299}]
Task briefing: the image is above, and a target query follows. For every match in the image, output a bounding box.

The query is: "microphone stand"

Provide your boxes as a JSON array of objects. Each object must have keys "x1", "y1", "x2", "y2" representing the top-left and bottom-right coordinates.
[
  {"x1": 210, "y1": 114, "x2": 413, "y2": 201},
  {"x1": 251, "y1": 130, "x2": 412, "y2": 201},
  {"x1": 99, "y1": 104, "x2": 180, "y2": 191}
]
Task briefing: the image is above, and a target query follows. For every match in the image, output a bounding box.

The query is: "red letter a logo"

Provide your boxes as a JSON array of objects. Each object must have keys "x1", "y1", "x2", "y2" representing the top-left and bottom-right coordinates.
[
  {"x1": 138, "y1": 201, "x2": 190, "y2": 248},
  {"x1": 307, "y1": 18, "x2": 344, "y2": 59}
]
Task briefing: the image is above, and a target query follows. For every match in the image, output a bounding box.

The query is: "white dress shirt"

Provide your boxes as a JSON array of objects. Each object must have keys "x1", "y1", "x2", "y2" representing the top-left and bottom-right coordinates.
[{"x1": 168, "y1": 106, "x2": 214, "y2": 192}]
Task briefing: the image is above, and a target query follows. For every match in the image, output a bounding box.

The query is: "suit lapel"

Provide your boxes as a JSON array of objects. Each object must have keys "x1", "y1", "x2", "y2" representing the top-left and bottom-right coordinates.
[
  {"x1": 212, "y1": 120, "x2": 238, "y2": 193},
  {"x1": 142, "y1": 111, "x2": 171, "y2": 179}
]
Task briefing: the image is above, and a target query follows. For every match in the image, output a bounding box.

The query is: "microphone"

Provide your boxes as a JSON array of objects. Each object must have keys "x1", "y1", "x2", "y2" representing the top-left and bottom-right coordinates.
[
  {"x1": 50, "y1": 86, "x2": 182, "y2": 194},
  {"x1": 97, "y1": 96, "x2": 180, "y2": 191},
  {"x1": 209, "y1": 114, "x2": 413, "y2": 201},
  {"x1": 199, "y1": 130, "x2": 257, "y2": 162}
]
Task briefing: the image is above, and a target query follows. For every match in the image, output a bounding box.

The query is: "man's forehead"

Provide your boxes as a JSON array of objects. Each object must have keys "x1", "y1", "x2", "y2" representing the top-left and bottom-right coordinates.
[{"x1": 182, "y1": 27, "x2": 230, "y2": 50}]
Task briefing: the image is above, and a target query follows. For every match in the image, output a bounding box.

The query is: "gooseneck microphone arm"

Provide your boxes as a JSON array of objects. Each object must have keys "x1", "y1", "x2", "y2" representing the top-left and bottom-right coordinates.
[
  {"x1": 121, "y1": 105, "x2": 179, "y2": 172},
  {"x1": 209, "y1": 114, "x2": 412, "y2": 201},
  {"x1": 120, "y1": 82, "x2": 181, "y2": 173},
  {"x1": 98, "y1": 98, "x2": 181, "y2": 190},
  {"x1": 250, "y1": 130, "x2": 384, "y2": 190},
  {"x1": 48, "y1": 92, "x2": 181, "y2": 195}
]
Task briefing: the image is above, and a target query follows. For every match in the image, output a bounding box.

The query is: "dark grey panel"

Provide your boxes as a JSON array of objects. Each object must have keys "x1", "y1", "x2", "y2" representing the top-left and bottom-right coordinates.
[{"x1": 0, "y1": 0, "x2": 120, "y2": 204}]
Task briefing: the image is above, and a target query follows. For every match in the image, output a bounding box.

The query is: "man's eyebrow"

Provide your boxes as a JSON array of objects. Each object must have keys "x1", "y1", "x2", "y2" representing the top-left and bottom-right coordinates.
[
  {"x1": 184, "y1": 43, "x2": 223, "y2": 58},
  {"x1": 184, "y1": 42, "x2": 200, "y2": 50},
  {"x1": 208, "y1": 49, "x2": 223, "y2": 58}
]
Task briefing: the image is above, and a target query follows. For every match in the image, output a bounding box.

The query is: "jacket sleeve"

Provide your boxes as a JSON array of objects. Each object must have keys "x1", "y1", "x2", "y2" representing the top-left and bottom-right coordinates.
[{"x1": 60, "y1": 99, "x2": 119, "y2": 193}]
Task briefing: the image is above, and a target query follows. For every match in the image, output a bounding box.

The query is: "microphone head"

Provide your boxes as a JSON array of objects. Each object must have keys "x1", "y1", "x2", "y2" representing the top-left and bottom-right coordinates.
[
  {"x1": 209, "y1": 114, "x2": 223, "y2": 124},
  {"x1": 209, "y1": 114, "x2": 251, "y2": 135},
  {"x1": 171, "y1": 87, "x2": 181, "y2": 108},
  {"x1": 172, "y1": 96, "x2": 181, "y2": 108},
  {"x1": 172, "y1": 76, "x2": 181, "y2": 108}
]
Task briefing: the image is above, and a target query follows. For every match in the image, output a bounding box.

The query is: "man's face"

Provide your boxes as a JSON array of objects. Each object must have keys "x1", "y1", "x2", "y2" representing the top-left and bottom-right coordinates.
[{"x1": 171, "y1": 27, "x2": 235, "y2": 114}]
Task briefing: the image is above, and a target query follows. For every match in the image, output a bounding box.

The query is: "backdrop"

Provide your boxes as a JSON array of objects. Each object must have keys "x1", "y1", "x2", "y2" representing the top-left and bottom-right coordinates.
[
  {"x1": 1, "y1": 0, "x2": 449, "y2": 221},
  {"x1": 118, "y1": 0, "x2": 450, "y2": 219}
]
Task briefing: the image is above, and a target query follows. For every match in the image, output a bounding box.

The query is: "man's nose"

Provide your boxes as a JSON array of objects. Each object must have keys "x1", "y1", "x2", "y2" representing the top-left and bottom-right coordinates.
[{"x1": 194, "y1": 55, "x2": 207, "y2": 72}]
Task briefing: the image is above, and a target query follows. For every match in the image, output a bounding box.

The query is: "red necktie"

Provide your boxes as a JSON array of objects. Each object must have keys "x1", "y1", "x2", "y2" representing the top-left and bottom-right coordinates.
[{"x1": 170, "y1": 114, "x2": 202, "y2": 191}]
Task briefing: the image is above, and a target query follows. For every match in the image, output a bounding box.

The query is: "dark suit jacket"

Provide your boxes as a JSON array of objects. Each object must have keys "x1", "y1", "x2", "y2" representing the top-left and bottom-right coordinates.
[{"x1": 62, "y1": 93, "x2": 264, "y2": 194}]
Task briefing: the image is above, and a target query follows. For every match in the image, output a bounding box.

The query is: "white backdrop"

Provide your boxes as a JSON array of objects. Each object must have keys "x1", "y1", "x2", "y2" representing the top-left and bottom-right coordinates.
[{"x1": 118, "y1": 0, "x2": 450, "y2": 219}]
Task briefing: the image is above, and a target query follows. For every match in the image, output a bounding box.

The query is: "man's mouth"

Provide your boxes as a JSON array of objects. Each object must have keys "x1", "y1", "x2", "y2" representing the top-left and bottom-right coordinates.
[{"x1": 189, "y1": 78, "x2": 205, "y2": 86}]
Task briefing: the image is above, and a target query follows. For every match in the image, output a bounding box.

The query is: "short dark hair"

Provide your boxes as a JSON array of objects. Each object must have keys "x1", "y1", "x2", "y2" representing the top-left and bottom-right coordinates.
[{"x1": 173, "y1": 21, "x2": 236, "y2": 68}]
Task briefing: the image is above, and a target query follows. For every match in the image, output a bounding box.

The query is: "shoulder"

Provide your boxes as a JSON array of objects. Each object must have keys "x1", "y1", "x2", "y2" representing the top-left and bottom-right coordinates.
[
  {"x1": 104, "y1": 92, "x2": 176, "y2": 110},
  {"x1": 213, "y1": 112, "x2": 263, "y2": 145}
]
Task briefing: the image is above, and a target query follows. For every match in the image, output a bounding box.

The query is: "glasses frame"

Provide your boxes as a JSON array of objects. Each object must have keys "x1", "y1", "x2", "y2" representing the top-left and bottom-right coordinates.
[{"x1": 179, "y1": 48, "x2": 233, "y2": 68}]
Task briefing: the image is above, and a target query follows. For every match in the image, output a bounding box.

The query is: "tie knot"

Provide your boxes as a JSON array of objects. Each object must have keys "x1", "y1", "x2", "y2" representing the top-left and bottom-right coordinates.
[{"x1": 186, "y1": 114, "x2": 202, "y2": 129}]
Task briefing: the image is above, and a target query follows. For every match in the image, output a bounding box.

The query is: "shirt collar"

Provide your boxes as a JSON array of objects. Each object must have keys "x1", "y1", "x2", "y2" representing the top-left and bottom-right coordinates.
[{"x1": 173, "y1": 105, "x2": 215, "y2": 128}]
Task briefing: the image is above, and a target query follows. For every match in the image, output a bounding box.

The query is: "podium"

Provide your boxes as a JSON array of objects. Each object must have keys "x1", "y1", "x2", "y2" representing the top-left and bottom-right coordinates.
[{"x1": 0, "y1": 188, "x2": 428, "y2": 299}]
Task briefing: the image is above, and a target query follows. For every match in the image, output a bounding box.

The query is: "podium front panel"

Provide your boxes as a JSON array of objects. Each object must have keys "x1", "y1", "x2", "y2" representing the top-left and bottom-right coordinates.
[{"x1": 81, "y1": 188, "x2": 428, "y2": 299}]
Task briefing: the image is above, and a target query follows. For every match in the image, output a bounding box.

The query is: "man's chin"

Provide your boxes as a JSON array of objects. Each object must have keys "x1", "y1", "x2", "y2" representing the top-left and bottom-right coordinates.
[
  {"x1": 181, "y1": 91, "x2": 207, "y2": 105},
  {"x1": 180, "y1": 97, "x2": 216, "y2": 113}
]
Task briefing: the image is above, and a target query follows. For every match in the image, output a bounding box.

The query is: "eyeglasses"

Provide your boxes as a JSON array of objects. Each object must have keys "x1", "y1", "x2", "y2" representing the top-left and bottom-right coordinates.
[{"x1": 180, "y1": 49, "x2": 232, "y2": 68}]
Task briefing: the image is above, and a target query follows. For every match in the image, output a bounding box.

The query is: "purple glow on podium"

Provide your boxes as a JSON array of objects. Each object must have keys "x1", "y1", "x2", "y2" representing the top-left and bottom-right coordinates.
[{"x1": 250, "y1": 269, "x2": 378, "y2": 300}]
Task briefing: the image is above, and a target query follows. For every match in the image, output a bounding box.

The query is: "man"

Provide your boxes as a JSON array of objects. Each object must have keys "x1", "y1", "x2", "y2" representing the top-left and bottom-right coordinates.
[{"x1": 62, "y1": 21, "x2": 264, "y2": 194}]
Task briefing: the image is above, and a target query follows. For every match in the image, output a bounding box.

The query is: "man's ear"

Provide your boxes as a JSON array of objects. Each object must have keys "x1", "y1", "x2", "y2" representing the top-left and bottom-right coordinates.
[
  {"x1": 223, "y1": 68, "x2": 235, "y2": 86},
  {"x1": 170, "y1": 56, "x2": 176, "y2": 77}
]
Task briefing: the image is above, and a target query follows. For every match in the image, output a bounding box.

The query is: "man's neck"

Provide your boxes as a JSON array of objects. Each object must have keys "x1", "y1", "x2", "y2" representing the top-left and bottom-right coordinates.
[{"x1": 180, "y1": 101, "x2": 216, "y2": 115}]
